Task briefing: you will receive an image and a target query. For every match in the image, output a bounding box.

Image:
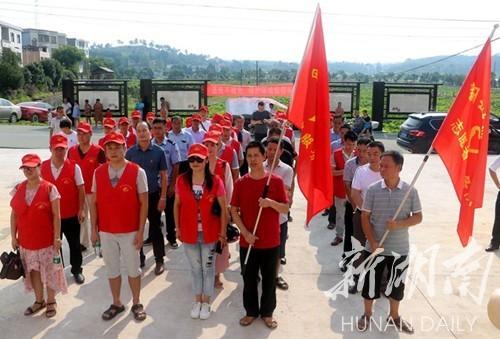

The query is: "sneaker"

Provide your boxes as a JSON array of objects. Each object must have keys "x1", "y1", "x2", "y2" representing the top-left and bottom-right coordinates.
[
  {"x1": 190, "y1": 302, "x2": 201, "y2": 319},
  {"x1": 280, "y1": 257, "x2": 287, "y2": 265},
  {"x1": 199, "y1": 303, "x2": 211, "y2": 320},
  {"x1": 485, "y1": 243, "x2": 499, "y2": 252},
  {"x1": 168, "y1": 241, "x2": 179, "y2": 249}
]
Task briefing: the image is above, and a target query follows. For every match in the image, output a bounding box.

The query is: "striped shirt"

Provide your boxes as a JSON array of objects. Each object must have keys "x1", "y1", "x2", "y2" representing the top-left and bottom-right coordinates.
[{"x1": 361, "y1": 179, "x2": 422, "y2": 256}]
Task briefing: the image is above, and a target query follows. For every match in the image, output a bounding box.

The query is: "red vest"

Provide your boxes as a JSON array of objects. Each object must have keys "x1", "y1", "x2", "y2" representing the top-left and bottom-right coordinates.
[
  {"x1": 214, "y1": 158, "x2": 227, "y2": 183},
  {"x1": 230, "y1": 139, "x2": 241, "y2": 156},
  {"x1": 126, "y1": 132, "x2": 137, "y2": 149},
  {"x1": 95, "y1": 162, "x2": 140, "y2": 233},
  {"x1": 176, "y1": 174, "x2": 222, "y2": 244},
  {"x1": 333, "y1": 149, "x2": 346, "y2": 198},
  {"x1": 10, "y1": 180, "x2": 54, "y2": 250},
  {"x1": 220, "y1": 145, "x2": 234, "y2": 165},
  {"x1": 285, "y1": 127, "x2": 294, "y2": 140},
  {"x1": 68, "y1": 144, "x2": 103, "y2": 194},
  {"x1": 98, "y1": 137, "x2": 105, "y2": 148},
  {"x1": 41, "y1": 159, "x2": 79, "y2": 219}
]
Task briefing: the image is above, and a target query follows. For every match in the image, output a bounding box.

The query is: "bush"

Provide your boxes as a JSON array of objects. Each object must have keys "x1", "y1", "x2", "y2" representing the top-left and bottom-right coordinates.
[{"x1": 0, "y1": 50, "x2": 24, "y2": 95}]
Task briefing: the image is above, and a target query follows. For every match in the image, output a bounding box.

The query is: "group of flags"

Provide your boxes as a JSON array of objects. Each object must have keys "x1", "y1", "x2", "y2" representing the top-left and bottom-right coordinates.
[{"x1": 289, "y1": 5, "x2": 493, "y2": 247}]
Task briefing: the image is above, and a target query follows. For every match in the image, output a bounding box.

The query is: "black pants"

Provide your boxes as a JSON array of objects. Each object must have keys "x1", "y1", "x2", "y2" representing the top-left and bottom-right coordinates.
[
  {"x1": 239, "y1": 152, "x2": 248, "y2": 176},
  {"x1": 240, "y1": 246, "x2": 279, "y2": 318},
  {"x1": 60, "y1": 216, "x2": 82, "y2": 275},
  {"x1": 279, "y1": 222, "x2": 288, "y2": 259},
  {"x1": 328, "y1": 204, "x2": 336, "y2": 225},
  {"x1": 491, "y1": 191, "x2": 500, "y2": 246},
  {"x1": 361, "y1": 251, "x2": 408, "y2": 301},
  {"x1": 140, "y1": 191, "x2": 165, "y2": 264},
  {"x1": 343, "y1": 202, "x2": 354, "y2": 255},
  {"x1": 164, "y1": 195, "x2": 177, "y2": 243}
]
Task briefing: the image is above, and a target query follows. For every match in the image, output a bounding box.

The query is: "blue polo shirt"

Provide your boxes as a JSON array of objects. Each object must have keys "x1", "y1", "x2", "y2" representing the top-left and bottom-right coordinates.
[
  {"x1": 152, "y1": 136, "x2": 181, "y2": 182},
  {"x1": 125, "y1": 142, "x2": 167, "y2": 193},
  {"x1": 168, "y1": 130, "x2": 194, "y2": 161}
]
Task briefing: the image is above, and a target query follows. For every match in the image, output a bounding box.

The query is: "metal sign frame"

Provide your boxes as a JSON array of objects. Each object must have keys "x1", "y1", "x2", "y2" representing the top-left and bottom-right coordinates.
[
  {"x1": 329, "y1": 81, "x2": 362, "y2": 116},
  {"x1": 384, "y1": 83, "x2": 439, "y2": 119}
]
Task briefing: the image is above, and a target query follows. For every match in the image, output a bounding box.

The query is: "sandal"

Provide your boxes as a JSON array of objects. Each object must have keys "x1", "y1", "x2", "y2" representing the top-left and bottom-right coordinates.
[
  {"x1": 387, "y1": 316, "x2": 414, "y2": 334},
  {"x1": 276, "y1": 276, "x2": 289, "y2": 290},
  {"x1": 357, "y1": 314, "x2": 371, "y2": 332},
  {"x1": 131, "y1": 303, "x2": 147, "y2": 321},
  {"x1": 262, "y1": 317, "x2": 278, "y2": 329},
  {"x1": 24, "y1": 300, "x2": 46, "y2": 316},
  {"x1": 239, "y1": 316, "x2": 256, "y2": 326},
  {"x1": 101, "y1": 304, "x2": 125, "y2": 321},
  {"x1": 45, "y1": 302, "x2": 57, "y2": 318}
]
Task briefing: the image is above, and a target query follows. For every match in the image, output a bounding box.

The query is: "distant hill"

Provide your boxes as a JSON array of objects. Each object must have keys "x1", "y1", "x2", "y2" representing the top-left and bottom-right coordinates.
[{"x1": 89, "y1": 44, "x2": 500, "y2": 81}]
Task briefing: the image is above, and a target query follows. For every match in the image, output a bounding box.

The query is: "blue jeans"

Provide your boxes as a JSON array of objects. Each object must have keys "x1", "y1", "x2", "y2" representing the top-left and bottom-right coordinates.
[{"x1": 183, "y1": 232, "x2": 217, "y2": 297}]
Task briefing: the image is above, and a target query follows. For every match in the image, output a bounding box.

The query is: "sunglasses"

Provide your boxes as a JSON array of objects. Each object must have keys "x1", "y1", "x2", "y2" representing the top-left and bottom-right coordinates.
[{"x1": 188, "y1": 156, "x2": 204, "y2": 163}]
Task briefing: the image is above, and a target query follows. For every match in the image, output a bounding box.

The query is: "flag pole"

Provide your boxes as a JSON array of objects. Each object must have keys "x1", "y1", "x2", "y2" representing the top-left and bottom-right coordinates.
[
  {"x1": 364, "y1": 23, "x2": 499, "y2": 264},
  {"x1": 241, "y1": 122, "x2": 288, "y2": 275}
]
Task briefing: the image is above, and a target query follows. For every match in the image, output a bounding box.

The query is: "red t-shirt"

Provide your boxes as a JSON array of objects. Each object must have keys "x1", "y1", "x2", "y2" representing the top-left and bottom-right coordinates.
[{"x1": 231, "y1": 173, "x2": 288, "y2": 249}]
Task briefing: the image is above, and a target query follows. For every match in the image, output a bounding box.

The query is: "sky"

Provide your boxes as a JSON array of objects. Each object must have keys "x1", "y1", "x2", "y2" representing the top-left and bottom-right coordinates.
[{"x1": 1, "y1": 0, "x2": 500, "y2": 64}]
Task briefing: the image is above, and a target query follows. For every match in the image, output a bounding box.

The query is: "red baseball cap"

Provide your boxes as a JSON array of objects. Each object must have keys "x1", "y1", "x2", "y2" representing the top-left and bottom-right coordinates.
[
  {"x1": 50, "y1": 134, "x2": 68, "y2": 149},
  {"x1": 212, "y1": 113, "x2": 224, "y2": 124},
  {"x1": 20, "y1": 153, "x2": 41, "y2": 169},
  {"x1": 185, "y1": 117, "x2": 193, "y2": 128},
  {"x1": 220, "y1": 119, "x2": 232, "y2": 130},
  {"x1": 203, "y1": 131, "x2": 220, "y2": 144},
  {"x1": 146, "y1": 112, "x2": 155, "y2": 119},
  {"x1": 131, "y1": 110, "x2": 141, "y2": 119},
  {"x1": 223, "y1": 112, "x2": 233, "y2": 122},
  {"x1": 276, "y1": 111, "x2": 287, "y2": 120},
  {"x1": 199, "y1": 105, "x2": 208, "y2": 113},
  {"x1": 209, "y1": 123, "x2": 223, "y2": 134},
  {"x1": 191, "y1": 114, "x2": 202, "y2": 122},
  {"x1": 77, "y1": 122, "x2": 92, "y2": 134},
  {"x1": 103, "y1": 118, "x2": 116, "y2": 129},
  {"x1": 102, "y1": 131, "x2": 126, "y2": 146},
  {"x1": 118, "y1": 117, "x2": 130, "y2": 125},
  {"x1": 188, "y1": 144, "x2": 208, "y2": 159}
]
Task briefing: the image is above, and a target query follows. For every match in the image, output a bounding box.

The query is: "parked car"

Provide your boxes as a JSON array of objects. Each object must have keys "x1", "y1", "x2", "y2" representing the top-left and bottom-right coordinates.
[
  {"x1": 18, "y1": 102, "x2": 52, "y2": 123},
  {"x1": 397, "y1": 112, "x2": 500, "y2": 154},
  {"x1": 0, "y1": 98, "x2": 21, "y2": 123}
]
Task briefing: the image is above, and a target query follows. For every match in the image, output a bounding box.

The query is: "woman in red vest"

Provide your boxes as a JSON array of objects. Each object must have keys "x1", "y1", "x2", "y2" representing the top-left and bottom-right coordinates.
[
  {"x1": 10, "y1": 154, "x2": 67, "y2": 318},
  {"x1": 203, "y1": 132, "x2": 234, "y2": 289},
  {"x1": 174, "y1": 143, "x2": 227, "y2": 320}
]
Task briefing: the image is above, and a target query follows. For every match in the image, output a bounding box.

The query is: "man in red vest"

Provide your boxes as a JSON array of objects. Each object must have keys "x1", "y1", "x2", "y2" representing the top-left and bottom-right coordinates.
[
  {"x1": 118, "y1": 117, "x2": 137, "y2": 149},
  {"x1": 67, "y1": 122, "x2": 106, "y2": 251},
  {"x1": 330, "y1": 131, "x2": 357, "y2": 247},
  {"x1": 90, "y1": 131, "x2": 148, "y2": 322},
  {"x1": 98, "y1": 118, "x2": 117, "y2": 148},
  {"x1": 41, "y1": 134, "x2": 86, "y2": 284}
]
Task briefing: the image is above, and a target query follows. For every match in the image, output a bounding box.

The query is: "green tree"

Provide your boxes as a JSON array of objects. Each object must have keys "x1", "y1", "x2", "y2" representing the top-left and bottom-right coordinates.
[
  {"x1": 0, "y1": 49, "x2": 24, "y2": 94},
  {"x1": 52, "y1": 45, "x2": 85, "y2": 72},
  {"x1": 40, "y1": 58, "x2": 64, "y2": 90},
  {"x1": 25, "y1": 62, "x2": 49, "y2": 89}
]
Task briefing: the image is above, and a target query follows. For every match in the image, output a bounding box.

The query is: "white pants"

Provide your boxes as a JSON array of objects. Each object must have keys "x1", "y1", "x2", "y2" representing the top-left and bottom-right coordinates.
[
  {"x1": 80, "y1": 194, "x2": 92, "y2": 248},
  {"x1": 100, "y1": 231, "x2": 141, "y2": 279},
  {"x1": 335, "y1": 197, "x2": 346, "y2": 238}
]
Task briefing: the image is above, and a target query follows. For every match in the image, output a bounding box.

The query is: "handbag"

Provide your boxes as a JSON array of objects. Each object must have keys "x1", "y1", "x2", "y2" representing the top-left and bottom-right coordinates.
[
  {"x1": 0, "y1": 250, "x2": 25, "y2": 280},
  {"x1": 226, "y1": 223, "x2": 240, "y2": 243}
]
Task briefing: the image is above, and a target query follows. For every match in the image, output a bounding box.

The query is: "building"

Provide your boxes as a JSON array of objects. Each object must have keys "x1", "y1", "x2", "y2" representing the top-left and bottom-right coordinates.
[
  {"x1": 67, "y1": 38, "x2": 89, "y2": 58},
  {"x1": 22, "y1": 45, "x2": 50, "y2": 65},
  {"x1": 0, "y1": 20, "x2": 23, "y2": 63},
  {"x1": 22, "y1": 28, "x2": 67, "y2": 56}
]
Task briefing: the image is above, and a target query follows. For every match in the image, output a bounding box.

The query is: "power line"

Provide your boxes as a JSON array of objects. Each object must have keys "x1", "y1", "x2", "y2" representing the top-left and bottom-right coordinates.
[
  {"x1": 400, "y1": 36, "x2": 500, "y2": 73},
  {"x1": 11, "y1": 0, "x2": 500, "y2": 23},
  {"x1": 0, "y1": 6, "x2": 494, "y2": 40}
]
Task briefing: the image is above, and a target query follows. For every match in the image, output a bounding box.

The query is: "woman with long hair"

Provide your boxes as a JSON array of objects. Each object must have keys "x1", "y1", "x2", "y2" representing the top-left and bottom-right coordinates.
[{"x1": 174, "y1": 144, "x2": 227, "y2": 320}]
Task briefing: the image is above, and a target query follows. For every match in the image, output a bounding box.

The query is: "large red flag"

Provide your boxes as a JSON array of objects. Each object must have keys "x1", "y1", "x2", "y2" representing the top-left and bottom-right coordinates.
[
  {"x1": 433, "y1": 39, "x2": 491, "y2": 246},
  {"x1": 287, "y1": 5, "x2": 333, "y2": 224}
]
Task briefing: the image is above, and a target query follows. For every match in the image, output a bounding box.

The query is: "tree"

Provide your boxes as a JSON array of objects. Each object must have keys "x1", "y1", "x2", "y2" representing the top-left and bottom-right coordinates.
[
  {"x1": 52, "y1": 45, "x2": 85, "y2": 72},
  {"x1": 0, "y1": 49, "x2": 24, "y2": 94},
  {"x1": 40, "y1": 58, "x2": 64, "y2": 90},
  {"x1": 25, "y1": 62, "x2": 49, "y2": 89}
]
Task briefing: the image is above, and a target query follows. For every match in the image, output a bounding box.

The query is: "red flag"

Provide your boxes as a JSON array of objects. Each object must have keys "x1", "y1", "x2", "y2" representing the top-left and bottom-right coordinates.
[
  {"x1": 287, "y1": 5, "x2": 333, "y2": 224},
  {"x1": 433, "y1": 39, "x2": 491, "y2": 246}
]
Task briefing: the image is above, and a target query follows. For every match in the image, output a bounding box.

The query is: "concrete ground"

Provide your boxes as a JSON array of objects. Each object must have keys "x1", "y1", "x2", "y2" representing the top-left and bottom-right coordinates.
[{"x1": 0, "y1": 127, "x2": 498, "y2": 338}]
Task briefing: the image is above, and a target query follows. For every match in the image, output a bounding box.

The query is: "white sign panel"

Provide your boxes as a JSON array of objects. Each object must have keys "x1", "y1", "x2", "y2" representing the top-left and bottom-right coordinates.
[
  {"x1": 329, "y1": 93, "x2": 352, "y2": 112},
  {"x1": 389, "y1": 93, "x2": 430, "y2": 113},
  {"x1": 157, "y1": 91, "x2": 199, "y2": 110},
  {"x1": 78, "y1": 91, "x2": 119, "y2": 111}
]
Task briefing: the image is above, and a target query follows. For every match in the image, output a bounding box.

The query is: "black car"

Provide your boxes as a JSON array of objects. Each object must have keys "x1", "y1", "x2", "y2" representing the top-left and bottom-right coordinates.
[{"x1": 397, "y1": 112, "x2": 500, "y2": 154}]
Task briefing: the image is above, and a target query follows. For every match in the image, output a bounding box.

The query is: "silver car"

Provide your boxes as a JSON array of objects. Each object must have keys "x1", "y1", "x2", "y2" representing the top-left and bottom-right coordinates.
[{"x1": 0, "y1": 98, "x2": 21, "y2": 123}]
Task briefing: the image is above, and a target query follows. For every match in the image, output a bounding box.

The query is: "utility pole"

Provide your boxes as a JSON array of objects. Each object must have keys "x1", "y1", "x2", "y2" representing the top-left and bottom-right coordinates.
[{"x1": 256, "y1": 61, "x2": 259, "y2": 86}]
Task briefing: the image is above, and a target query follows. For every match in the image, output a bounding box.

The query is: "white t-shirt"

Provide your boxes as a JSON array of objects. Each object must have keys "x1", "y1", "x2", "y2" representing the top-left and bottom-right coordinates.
[
  {"x1": 91, "y1": 163, "x2": 148, "y2": 194},
  {"x1": 10, "y1": 183, "x2": 60, "y2": 205},
  {"x1": 50, "y1": 116, "x2": 64, "y2": 135},
  {"x1": 489, "y1": 156, "x2": 500, "y2": 172},
  {"x1": 61, "y1": 131, "x2": 78, "y2": 149},
  {"x1": 351, "y1": 163, "x2": 382, "y2": 200},
  {"x1": 50, "y1": 161, "x2": 84, "y2": 186},
  {"x1": 264, "y1": 160, "x2": 293, "y2": 224}
]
